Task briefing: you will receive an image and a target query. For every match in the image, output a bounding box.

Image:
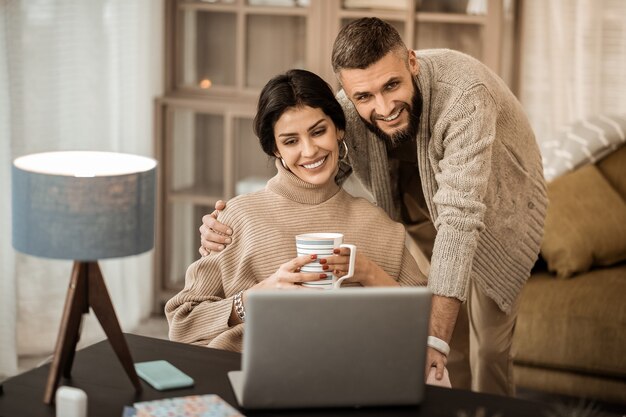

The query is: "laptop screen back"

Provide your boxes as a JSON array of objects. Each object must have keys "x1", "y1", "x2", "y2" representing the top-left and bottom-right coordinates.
[{"x1": 231, "y1": 287, "x2": 431, "y2": 409}]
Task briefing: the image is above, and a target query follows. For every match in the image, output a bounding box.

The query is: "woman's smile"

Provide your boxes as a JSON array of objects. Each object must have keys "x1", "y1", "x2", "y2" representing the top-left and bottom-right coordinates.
[{"x1": 301, "y1": 156, "x2": 327, "y2": 170}]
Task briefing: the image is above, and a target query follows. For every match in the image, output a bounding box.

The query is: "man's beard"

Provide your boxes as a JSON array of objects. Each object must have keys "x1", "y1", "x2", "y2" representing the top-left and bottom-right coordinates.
[{"x1": 361, "y1": 81, "x2": 422, "y2": 149}]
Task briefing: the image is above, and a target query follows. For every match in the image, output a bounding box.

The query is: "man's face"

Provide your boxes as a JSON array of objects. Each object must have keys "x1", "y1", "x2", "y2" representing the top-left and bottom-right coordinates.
[{"x1": 339, "y1": 50, "x2": 420, "y2": 148}]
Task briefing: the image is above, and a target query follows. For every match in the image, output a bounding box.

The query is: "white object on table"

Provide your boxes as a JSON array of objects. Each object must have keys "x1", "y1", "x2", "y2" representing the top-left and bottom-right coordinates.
[{"x1": 56, "y1": 386, "x2": 87, "y2": 417}]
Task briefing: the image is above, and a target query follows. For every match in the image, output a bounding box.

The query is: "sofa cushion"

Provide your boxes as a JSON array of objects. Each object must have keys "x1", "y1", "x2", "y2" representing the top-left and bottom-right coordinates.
[
  {"x1": 513, "y1": 264, "x2": 626, "y2": 377},
  {"x1": 597, "y1": 144, "x2": 626, "y2": 198},
  {"x1": 541, "y1": 163, "x2": 626, "y2": 278},
  {"x1": 514, "y1": 365, "x2": 626, "y2": 404}
]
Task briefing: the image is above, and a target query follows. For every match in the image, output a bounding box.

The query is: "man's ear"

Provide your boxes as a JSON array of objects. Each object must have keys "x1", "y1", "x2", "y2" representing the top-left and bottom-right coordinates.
[{"x1": 408, "y1": 49, "x2": 419, "y2": 76}]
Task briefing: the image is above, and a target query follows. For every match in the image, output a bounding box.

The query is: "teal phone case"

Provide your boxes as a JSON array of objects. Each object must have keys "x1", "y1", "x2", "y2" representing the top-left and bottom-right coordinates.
[{"x1": 135, "y1": 360, "x2": 194, "y2": 391}]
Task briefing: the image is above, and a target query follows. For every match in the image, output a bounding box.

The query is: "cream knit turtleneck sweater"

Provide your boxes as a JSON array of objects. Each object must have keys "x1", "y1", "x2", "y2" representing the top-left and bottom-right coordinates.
[{"x1": 165, "y1": 161, "x2": 426, "y2": 352}]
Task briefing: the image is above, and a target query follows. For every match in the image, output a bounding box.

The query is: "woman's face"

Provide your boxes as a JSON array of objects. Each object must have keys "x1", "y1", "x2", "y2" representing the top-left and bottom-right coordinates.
[{"x1": 273, "y1": 105, "x2": 342, "y2": 186}]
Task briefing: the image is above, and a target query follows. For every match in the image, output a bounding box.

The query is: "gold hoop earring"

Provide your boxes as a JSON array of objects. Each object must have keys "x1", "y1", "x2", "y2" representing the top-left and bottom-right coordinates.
[{"x1": 339, "y1": 140, "x2": 349, "y2": 161}]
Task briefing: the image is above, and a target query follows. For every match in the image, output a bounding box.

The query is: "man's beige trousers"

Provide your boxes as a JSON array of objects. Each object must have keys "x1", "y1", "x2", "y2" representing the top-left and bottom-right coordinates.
[{"x1": 447, "y1": 279, "x2": 520, "y2": 396}]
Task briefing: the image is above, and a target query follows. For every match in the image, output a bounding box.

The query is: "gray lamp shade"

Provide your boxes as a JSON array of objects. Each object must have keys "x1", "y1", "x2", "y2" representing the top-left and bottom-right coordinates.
[{"x1": 12, "y1": 151, "x2": 157, "y2": 261}]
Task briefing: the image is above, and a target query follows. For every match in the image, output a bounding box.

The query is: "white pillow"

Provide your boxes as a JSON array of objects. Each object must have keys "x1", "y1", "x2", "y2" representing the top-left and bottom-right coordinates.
[{"x1": 541, "y1": 113, "x2": 626, "y2": 181}]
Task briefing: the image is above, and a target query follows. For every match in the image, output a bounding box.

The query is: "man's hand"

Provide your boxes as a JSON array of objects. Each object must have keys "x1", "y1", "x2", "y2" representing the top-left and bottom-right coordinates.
[
  {"x1": 199, "y1": 200, "x2": 232, "y2": 256},
  {"x1": 425, "y1": 347, "x2": 448, "y2": 381},
  {"x1": 426, "y1": 364, "x2": 451, "y2": 388},
  {"x1": 426, "y1": 294, "x2": 461, "y2": 381}
]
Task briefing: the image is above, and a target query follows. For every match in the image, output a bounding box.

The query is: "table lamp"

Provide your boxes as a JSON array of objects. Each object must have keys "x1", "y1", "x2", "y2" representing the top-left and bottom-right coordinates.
[{"x1": 11, "y1": 151, "x2": 157, "y2": 404}]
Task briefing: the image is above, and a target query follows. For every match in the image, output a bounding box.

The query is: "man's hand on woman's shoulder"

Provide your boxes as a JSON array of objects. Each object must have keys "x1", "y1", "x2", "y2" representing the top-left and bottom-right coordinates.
[{"x1": 199, "y1": 200, "x2": 232, "y2": 256}]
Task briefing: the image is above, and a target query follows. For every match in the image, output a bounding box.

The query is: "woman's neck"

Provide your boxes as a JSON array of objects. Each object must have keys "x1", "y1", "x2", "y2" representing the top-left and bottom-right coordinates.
[{"x1": 266, "y1": 159, "x2": 341, "y2": 205}]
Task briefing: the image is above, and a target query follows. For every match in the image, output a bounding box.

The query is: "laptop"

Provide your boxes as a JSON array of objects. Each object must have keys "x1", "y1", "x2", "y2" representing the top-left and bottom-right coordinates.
[{"x1": 227, "y1": 287, "x2": 431, "y2": 409}]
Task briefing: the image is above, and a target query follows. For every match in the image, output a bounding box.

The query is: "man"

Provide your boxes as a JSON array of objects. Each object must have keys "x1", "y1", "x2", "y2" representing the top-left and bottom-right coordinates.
[{"x1": 199, "y1": 18, "x2": 547, "y2": 396}]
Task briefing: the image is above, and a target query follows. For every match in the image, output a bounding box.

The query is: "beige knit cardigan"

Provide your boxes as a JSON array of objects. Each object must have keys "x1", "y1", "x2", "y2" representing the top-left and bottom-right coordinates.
[
  {"x1": 165, "y1": 161, "x2": 426, "y2": 352},
  {"x1": 336, "y1": 49, "x2": 547, "y2": 313}
]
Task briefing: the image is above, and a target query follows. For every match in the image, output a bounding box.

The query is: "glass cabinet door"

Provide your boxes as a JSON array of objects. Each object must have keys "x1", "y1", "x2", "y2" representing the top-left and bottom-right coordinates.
[
  {"x1": 166, "y1": 202, "x2": 206, "y2": 288},
  {"x1": 341, "y1": 0, "x2": 409, "y2": 12},
  {"x1": 414, "y1": 0, "x2": 487, "y2": 60},
  {"x1": 175, "y1": 1, "x2": 311, "y2": 94},
  {"x1": 418, "y1": 0, "x2": 474, "y2": 14},
  {"x1": 170, "y1": 109, "x2": 226, "y2": 202},
  {"x1": 179, "y1": 9, "x2": 237, "y2": 90},
  {"x1": 414, "y1": 23, "x2": 483, "y2": 59},
  {"x1": 245, "y1": 14, "x2": 307, "y2": 89},
  {"x1": 234, "y1": 117, "x2": 276, "y2": 195}
]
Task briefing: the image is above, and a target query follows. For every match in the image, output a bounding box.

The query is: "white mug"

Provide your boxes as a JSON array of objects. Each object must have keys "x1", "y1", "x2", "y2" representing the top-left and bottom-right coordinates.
[{"x1": 295, "y1": 233, "x2": 356, "y2": 289}]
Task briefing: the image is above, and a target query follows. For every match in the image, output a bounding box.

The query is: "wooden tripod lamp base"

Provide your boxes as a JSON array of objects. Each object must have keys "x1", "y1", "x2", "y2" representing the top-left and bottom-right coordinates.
[{"x1": 43, "y1": 261, "x2": 143, "y2": 404}]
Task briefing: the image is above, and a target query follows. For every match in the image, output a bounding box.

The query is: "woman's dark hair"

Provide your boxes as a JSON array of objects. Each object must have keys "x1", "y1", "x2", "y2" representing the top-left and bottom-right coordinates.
[
  {"x1": 254, "y1": 69, "x2": 346, "y2": 157},
  {"x1": 332, "y1": 17, "x2": 407, "y2": 74}
]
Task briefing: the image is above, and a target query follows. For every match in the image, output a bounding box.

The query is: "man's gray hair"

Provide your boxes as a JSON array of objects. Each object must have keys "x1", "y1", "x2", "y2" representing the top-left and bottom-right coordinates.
[{"x1": 331, "y1": 17, "x2": 408, "y2": 74}]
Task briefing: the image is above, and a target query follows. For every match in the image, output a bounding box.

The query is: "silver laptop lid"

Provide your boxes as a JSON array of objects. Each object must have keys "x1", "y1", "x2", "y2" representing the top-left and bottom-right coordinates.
[{"x1": 236, "y1": 287, "x2": 431, "y2": 409}]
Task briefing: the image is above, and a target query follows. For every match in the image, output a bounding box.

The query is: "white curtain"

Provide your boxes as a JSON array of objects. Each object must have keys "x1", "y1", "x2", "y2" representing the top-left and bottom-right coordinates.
[
  {"x1": 0, "y1": 6, "x2": 18, "y2": 379},
  {"x1": 520, "y1": 0, "x2": 626, "y2": 145},
  {"x1": 0, "y1": 0, "x2": 163, "y2": 378}
]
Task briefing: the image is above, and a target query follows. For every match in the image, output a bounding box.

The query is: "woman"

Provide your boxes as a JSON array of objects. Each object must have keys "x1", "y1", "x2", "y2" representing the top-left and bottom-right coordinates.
[{"x1": 165, "y1": 69, "x2": 426, "y2": 352}]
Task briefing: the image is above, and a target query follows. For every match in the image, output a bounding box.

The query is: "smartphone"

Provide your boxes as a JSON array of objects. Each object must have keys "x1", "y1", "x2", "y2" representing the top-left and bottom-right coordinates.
[{"x1": 134, "y1": 360, "x2": 194, "y2": 391}]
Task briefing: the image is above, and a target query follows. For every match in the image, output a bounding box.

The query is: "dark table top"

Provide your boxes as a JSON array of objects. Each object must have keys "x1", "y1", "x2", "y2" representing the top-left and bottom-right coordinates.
[{"x1": 0, "y1": 334, "x2": 549, "y2": 417}]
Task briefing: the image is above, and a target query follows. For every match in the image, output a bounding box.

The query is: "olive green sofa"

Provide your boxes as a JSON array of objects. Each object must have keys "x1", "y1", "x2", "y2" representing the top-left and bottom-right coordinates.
[{"x1": 512, "y1": 144, "x2": 626, "y2": 404}]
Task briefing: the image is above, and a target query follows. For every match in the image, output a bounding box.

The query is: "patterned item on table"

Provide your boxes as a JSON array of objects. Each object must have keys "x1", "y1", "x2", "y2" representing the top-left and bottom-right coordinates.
[{"x1": 131, "y1": 394, "x2": 244, "y2": 417}]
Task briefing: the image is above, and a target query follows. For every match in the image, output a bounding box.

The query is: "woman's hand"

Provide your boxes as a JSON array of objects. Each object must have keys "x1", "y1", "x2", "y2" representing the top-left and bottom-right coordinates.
[
  {"x1": 229, "y1": 254, "x2": 327, "y2": 325},
  {"x1": 248, "y1": 254, "x2": 328, "y2": 293},
  {"x1": 324, "y1": 248, "x2": 398, "y2": 287}
]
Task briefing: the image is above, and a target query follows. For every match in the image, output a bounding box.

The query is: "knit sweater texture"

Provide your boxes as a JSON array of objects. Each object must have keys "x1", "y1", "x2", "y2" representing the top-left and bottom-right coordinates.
[
  {"x1": 165, "y1": 160, "x2": 426, "y2": 351},
  {"x1": 336, "y1": 49, "x2": 547, "y2": 313}
]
